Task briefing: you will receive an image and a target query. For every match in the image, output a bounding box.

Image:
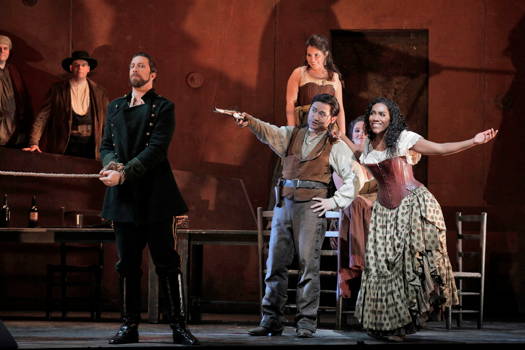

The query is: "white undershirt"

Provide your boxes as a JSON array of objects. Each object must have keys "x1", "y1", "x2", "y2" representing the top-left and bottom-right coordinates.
[
  {"x1": 130, "y1": 91, "x2": 145, "y2": 107},
  {"x1": 360, "y1": 130, "x2": 422, "y2": 164},
  {"x1": 70, "y1": 79, "x2": 90, "y2": 115}
]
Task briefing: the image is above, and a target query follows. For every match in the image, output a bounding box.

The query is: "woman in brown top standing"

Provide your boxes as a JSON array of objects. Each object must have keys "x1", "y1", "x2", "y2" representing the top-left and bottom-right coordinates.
[
  {"x1": 267, "y1": 34, "x2": 353, "y2": 208},
  {"x1": 286, "y1": 34, "x2": 347, "y2": 136}
]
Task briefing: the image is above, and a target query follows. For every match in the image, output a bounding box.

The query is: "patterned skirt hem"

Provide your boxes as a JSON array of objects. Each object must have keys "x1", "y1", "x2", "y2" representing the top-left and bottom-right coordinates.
[{"x1": 355, "y1": 186, "x2": 458, "y2": 332}]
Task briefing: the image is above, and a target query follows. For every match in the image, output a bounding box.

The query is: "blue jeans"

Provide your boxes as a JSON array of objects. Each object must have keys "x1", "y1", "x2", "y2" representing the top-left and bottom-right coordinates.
[{"x1": 260, "y1": 198, "x2": 326, "y2": 332}]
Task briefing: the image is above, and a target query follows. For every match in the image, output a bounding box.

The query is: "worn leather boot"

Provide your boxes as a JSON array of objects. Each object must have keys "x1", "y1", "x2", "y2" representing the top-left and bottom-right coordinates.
[
  {"x1": 248, "y1": 325, "x2": 283, "y2": 336},
  {"x1": 160, "y1": 271, "x2": 200, "y2": 345},
  {"x1": 108, "y1": 321, "x2": 139, "y2": 344},
  {"x1": 108, "y1": 276, "x2": 142, "y2": 344},
  {"x1": 171, "y1": 321, "x2": 200, "y2": 345}
]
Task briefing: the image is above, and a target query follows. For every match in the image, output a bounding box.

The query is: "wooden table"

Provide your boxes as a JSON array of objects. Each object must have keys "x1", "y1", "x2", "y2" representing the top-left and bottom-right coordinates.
[
  {"x1": 0, "y1": 227, "x2": 258, "y2": 323},
  {"x1": 1, "y1": 227, "x2": 163, "y2": 322},
  {"x1": 0, "y1": 227, "x2": 115, "y2": 244},
  {"x1": 171, "y1": 229, "x2": 259, "y2": 323},
  {"x1": 0, "y1": 227, "x2": 142, "y2": 320}
]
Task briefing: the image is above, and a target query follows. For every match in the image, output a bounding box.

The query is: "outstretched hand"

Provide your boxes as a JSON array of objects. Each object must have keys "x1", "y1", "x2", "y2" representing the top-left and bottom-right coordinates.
[
  {"x1": 234, "y1": 112, "x2": 250, "y2": 128},
  {"x1": 473, "y1": 128, "x2": 498, "y2": 145},
  {"x1": 311, "y1": 197, "x2": 335, "y2": 217}
]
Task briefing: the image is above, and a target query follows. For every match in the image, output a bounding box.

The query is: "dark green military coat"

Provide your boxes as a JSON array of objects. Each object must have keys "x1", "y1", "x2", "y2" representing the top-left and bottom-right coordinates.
[{"x1": 100, "y1": 89, "x2": 188, "y2": 223}]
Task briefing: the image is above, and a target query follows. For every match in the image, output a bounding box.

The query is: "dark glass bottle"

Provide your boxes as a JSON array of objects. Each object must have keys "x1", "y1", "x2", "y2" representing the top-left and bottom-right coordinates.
[
  {"x1": 0, "y1": 194, "x2": 10, "y2": 228},
  {"x1": 28, "y1": 195, "x2": 38, "y2": 228}
]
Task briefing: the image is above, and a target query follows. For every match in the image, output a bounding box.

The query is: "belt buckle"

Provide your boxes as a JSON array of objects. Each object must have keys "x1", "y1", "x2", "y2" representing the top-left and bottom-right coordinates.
[{"x1": 295, "y1": 179, "x2": 301, "y2": 188}]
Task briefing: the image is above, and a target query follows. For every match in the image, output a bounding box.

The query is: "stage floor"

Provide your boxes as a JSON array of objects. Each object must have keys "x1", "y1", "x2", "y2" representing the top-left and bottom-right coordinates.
[{"x1": 3, "y1": 314, "x2": 525, "y2": 349}]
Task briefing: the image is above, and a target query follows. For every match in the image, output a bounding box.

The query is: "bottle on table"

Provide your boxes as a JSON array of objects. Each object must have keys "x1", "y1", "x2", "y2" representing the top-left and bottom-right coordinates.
[
  {"x1": 0, "y1": 194, "x2": 10, "y2": 228},
  {"x1": 28, "y1": 195, "x2": 39, "y2": 228}
]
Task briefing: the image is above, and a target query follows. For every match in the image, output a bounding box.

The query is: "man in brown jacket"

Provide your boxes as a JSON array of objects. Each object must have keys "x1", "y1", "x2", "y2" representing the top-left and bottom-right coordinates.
[
  {"x1": 0, "y1": 34, "x2": 33, "y2": 148},
  {"x1": 23, "y1": 51, "x2": 107, "y2": 159}
]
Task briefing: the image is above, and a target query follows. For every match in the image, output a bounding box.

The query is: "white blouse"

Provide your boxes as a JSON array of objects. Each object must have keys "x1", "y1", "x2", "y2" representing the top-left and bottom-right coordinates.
[{"x1": 360, "y1": 130, "x2": 422, "y2": 165}]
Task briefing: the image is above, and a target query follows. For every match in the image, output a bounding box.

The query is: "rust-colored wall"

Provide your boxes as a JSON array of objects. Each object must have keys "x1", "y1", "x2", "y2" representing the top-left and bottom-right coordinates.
[{"x1": 1, "y1": 0, "x2": 524, "y2": 317}]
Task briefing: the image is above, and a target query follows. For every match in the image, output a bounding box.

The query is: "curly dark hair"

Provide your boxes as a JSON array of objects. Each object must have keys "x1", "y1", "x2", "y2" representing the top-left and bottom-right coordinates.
[
  {"x1": 303, "y1": 34, "x2": 343, "y2": 84},
  {"x1": 364, "y1": 97, "x2": 407, "y2": 155}
]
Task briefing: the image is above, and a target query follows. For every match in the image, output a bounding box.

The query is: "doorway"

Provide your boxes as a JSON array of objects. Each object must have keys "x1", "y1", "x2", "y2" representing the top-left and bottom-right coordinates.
[{"x1": 332, "y1": 29, "x2": 428, "y2": 184}]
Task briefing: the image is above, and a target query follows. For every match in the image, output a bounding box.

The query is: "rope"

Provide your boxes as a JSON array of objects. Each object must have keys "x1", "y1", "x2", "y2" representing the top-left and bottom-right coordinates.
[{"x1": 0, "y1": 170, "x2": 100, "y2": 178}]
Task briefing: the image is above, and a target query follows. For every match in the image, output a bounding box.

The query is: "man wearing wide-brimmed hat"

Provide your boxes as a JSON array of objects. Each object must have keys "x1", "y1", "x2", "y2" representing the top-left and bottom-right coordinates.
[
  {"x1": 0, "y1": 34, "x2": 33, "y2": 147},
  {"x1": 23, "y1": 50, "x2": 108, "y2": 159}
]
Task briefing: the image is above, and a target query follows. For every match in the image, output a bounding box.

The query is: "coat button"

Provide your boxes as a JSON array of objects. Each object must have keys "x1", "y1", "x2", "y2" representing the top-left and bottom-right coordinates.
[
  {"x1": 145, "y1": 143, "x2": 149, "y2": 146},
  {"x1": 113, "y1": 143, "x2": 116, "y2": 146},
  {"x1": 149, "y1": 122, "x2": 153, "y2": 126},
  {"x1": 153, "y1": 104, "x2": 156, "y2": 108},
  {"x1": 151, "y1": 113, "x2": 155, "y2": 117},
  {"x1": 146, "y1": 132, "x2": 150, "y2": 136}
]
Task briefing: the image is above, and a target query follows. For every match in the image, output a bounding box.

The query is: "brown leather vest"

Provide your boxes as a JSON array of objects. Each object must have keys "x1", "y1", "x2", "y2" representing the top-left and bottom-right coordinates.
[
  {"x1": 281, "y1": 127, "x2": 333, "y2": 201},
  {"x1": 365, "y1": 156, "x2": 423, "y2": 209}
]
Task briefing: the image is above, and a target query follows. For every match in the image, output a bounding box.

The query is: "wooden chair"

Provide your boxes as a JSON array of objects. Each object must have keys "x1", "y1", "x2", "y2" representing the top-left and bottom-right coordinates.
[
  {"x1": 446, "y1": 211, "x2": 487, "y2": 329},
  {"x1": 325, "y1": 210, "x2": 345, "y2": 329},
  {"x1": 45, "y1": 209, "x2": 105, "y2": 320},
  {"x1": 256, "y1": 207, "x2": 342, "y2": 329}
]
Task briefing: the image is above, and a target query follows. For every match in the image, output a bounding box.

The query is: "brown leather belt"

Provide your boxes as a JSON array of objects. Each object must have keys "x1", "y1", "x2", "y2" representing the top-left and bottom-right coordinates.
[{"x1": 280, "y1": 179, "x2": 328, "y2": 189}]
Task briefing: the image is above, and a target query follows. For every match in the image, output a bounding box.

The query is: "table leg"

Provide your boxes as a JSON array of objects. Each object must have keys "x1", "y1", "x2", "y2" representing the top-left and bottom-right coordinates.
[
  {"x1": 175, "y1": 231, "x2": 189, "y2": 323},
  {"x1": 189, "y1": 244, "x2": 203, "y2": 323}
]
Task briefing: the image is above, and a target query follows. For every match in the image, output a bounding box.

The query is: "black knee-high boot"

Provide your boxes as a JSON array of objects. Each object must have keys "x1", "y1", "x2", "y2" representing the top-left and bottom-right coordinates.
[
  {"x1": 159, "y1": 271, "x2": 200, "y2": 345},
  {"x1": 108, "y1": 276, "x2": 142, "y2": 344}
]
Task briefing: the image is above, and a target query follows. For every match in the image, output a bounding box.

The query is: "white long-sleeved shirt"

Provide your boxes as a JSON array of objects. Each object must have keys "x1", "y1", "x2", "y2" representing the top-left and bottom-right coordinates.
[{"x1": 247, "y1": 115, "x2": 356, "y2": 210}]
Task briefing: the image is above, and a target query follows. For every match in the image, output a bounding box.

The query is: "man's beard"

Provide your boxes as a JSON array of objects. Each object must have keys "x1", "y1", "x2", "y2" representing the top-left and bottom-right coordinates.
[{"x1": 130, "y1": 75, "x2": 150, "y2": 88}]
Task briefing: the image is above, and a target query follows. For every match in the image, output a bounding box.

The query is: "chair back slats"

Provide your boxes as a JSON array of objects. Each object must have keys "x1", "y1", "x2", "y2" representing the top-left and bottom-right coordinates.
[
  {"x1": 325, "y1": 231, "x2": 339, "y2": 238},
  {"x1": 457, "y1": 214, "x2": 485, "y2": 222},
  {"x1": 457, "y1": 233, "x2": 481, "y2": 240},
  {"x1": 458, "y1": 251, "x2": 480, "y2": 257},
  {"x1": 325, "y1": 211, "x2": 340, "y2": 219},
  {"x1": 447, "y1": 211, "x2": 487, "y2": 330}
]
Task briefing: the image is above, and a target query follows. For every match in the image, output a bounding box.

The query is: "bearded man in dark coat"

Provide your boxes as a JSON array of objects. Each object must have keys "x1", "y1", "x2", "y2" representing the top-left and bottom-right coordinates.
[{"x1": 98, "y1": 52, "x2": 198, "y2": 346}]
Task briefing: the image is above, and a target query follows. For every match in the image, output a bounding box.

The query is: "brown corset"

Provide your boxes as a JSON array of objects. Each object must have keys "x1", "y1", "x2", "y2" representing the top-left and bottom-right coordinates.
[
  {"x1": 365, "y1": 156, "x2": 423, "y2": 209},
  {"x1": 297, "y1": 82, "x2": 336, "y2": 106}
]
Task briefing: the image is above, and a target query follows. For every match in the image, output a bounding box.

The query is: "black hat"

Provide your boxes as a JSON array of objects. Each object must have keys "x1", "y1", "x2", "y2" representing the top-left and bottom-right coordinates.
[{"x1": 61, "y1": 50, "x2": 98, "y2": 72}]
